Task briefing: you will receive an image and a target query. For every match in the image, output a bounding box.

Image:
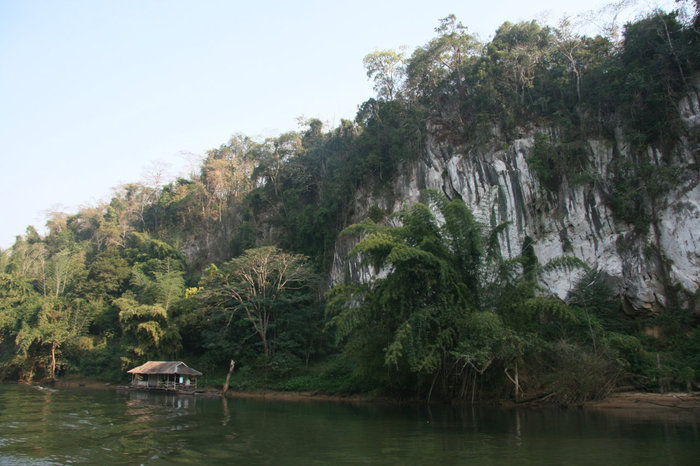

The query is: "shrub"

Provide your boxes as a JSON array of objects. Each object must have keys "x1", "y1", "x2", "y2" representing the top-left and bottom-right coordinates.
[{"x1": 545, "y1": 342, "x2": 621, "y2": 404}]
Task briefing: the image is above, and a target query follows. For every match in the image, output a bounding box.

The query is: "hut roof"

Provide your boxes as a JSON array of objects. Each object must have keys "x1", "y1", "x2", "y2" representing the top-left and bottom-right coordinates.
[{"x1": 127, "y1": 361, "x2": 202, "y2": 376}]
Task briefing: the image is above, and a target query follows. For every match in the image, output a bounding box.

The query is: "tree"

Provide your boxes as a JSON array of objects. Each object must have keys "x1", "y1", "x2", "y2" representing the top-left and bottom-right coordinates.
[
  {"x1": 0, "y1": 248, "x2": 8, "y2": 273},
  {"x1": 618, "y1": 10, "x2": 693, "y2": 146},
  {"x1": 86, "y1": 247, "x2": 131, "y2": 300},
  {"x1": 114, "y1": 294, "x2": 175, "y2": 362},
  {"x1": 326, "y1": 192, "x2": 599, "y2": 400},
  {"x1": 0, "y1": 278, "x2": 94, "y2": 381},
  {"x1": 39, "y1": 247, "x2": 86, "y2": 298},
  {"x1": 488, "y1": 21, "x2": 552, "y2": 107},
  {"x1": 199, "y1": 134, "x2": 255, "y2": 223},
  {"x1": 401, "y1": 15, "x2": 484, "y2": 138},
  {"x1": 250, "y1": 133, "x2": 302, "y2": 196},
  {"x1": 35, "y1": 297, "x2": 72, "y2": 379},
  {"x1": 326, "y1": 194, "x2": 498, "y2": 397},
  {"x1": 406, "y1": 15, "x2": 481, "y2": 100},
  {"x1": 114, "y1": 183, "x2": 155, "y2": 231},
  {"x1": 201, "y1": 246, "x2": 316, "y2": 359},
  {"x1": 108, "y1": 232, "x2": 187, "y2": 364},
  {"x1": 0, "y1": 273, "x2": 41, "y2": 380},
  {"x1": 6, "y1": 233, "x2": 45, "y2": 282},
  {"x1": 130, "y1": 256, "x2": 185, "y2": 313},
  {"x1": 553, "y1": 18, "x2": 584, "y2": 102},
  {"x1": 363, "y1": 48, "x2": 406, "y2": 100}
]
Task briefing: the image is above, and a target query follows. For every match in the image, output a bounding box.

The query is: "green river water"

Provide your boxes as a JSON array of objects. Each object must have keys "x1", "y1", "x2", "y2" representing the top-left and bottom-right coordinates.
[{"x1": 0, "y1": 383, "x2": 698, "y2": 465}]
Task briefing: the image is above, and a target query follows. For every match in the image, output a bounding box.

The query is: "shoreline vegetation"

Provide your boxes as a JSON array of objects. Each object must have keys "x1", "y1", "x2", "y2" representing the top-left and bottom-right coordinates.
[{"x1": 17, "y1": 378, "x2": 700, "y2": 412}]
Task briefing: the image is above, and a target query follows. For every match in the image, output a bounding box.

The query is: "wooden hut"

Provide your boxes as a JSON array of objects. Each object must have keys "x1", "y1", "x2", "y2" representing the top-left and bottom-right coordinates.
[{"x1": 127, "y1": 361, "x2": 202, "y2": 391}]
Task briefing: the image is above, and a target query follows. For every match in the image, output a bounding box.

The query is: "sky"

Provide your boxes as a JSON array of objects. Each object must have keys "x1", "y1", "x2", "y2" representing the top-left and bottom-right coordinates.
[{"x1": 0, "y1": 0, "x2": 678, "y2": 249}]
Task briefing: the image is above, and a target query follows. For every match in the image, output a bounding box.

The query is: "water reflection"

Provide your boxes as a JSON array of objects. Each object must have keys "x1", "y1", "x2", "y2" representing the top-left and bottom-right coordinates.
[
  {"x1": 221, "y1": 395, "x2": 230, "y2": 426},
  {"x1": 0, "y1": 384, "x2": 698, "y2": 465},
  {"x1": 120, "y1": 389, "x2": 196, "y2": 409}
]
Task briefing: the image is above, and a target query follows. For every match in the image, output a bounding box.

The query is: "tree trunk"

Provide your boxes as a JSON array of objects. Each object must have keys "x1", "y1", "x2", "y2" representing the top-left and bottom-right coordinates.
[
  {"x1": 427, "y1": 370, "x2": 439, "y2": 404},
  {"x1": 50, "y1": 341, "x2": 57, "y2": 380},
  {"x1": 222, "y1": 360, "x2": 235, "y2": 395},
  {"x1": 459, "y1": 370, "x2": 469, "y2": 399},
  {"x1": 261, "y1": 334, "x2": 269, "y2": 359},
  {"x1": 504, "y1": 362, "x2": 521, "y2": 402}
]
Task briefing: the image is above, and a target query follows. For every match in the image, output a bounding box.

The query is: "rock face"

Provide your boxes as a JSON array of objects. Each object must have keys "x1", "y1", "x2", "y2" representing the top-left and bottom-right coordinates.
[{"x1": 332, "y1": 90, "x2": 700, "y2": 314}]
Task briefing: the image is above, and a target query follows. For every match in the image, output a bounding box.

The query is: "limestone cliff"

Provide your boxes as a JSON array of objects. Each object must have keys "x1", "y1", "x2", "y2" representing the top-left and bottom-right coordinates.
[{"x1": 332, "y1": 84, "x2": 700, "y2": 315}]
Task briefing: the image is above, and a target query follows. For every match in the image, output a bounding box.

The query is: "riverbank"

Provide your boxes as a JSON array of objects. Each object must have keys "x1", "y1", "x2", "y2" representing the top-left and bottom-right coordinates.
[
  {"x1": 585, "y1": 391, "x2": 700, "y2": 410},
  {"x1": 19, "y1": 378, "x2": 700, "y2": 412},
  {"x1": 50, "y1": 378, "x2": 116, "y2": 390},
  {"x1": 221, "y1": 388, "x2": 700, "y2": 412}
]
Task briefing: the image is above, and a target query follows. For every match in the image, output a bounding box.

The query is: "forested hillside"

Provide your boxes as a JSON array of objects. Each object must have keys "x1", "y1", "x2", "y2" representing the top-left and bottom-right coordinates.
[{"x1": 1, "y1": 5, "x2": 698, "y2": 402}]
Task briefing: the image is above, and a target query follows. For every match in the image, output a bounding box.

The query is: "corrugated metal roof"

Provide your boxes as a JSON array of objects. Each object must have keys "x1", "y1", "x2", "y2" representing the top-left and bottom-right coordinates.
[{"x1": 127, "y1": 361, "x2": 202, "y2": 376}]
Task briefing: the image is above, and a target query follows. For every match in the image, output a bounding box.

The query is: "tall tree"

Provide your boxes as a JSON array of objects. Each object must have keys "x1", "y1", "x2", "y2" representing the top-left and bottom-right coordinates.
[
  {"x1": 200, "y1": 134, "x2": 255, "y2": 223},
  {"x1": 325, "y1": 192, "x2": 586, "y2": 400},
  {"x1": 201, "y1": 246, "x2": 315, "y2": 359},
  {"x1": 115, "y1": 294, "x2": 174, "y2": 362},
  {"x1": 39, "y1": 248, "x2": 86, "y2": 298},
  {"x1": 405, "y1": 15, "x2": 481, "y2": 99},
  {"x1": 36, "y1": 297, "x2": 71, "y2": 379},
  {"x1": 363, "y1": 48, "x2": 406, "y2": 100},
  {"x1": 250, "y1": 133, "x2": 302, "y2": 197},
  {"x1": 0, "y1": 273, "x2": 41, "y2": 380},
  {"x1": 0, "y1": 249, "x2": 8, "y2": 273},
  {"x1": 487, "y1": 21, "x2": 552, "y2": 107},
  {"x1": 327, "y1": 195, "x2": 495, "y2": 396}
]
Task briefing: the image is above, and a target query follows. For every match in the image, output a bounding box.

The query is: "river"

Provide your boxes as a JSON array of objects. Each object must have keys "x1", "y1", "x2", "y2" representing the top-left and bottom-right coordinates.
[{"x1": 0, "y1": 384, "x2": 698, "y2": 465}]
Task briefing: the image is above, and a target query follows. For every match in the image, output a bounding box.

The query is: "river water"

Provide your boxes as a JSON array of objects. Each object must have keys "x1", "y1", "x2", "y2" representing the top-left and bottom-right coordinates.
[{"x1": 0, "y1": 384, "x2": 698, "y2": 465}]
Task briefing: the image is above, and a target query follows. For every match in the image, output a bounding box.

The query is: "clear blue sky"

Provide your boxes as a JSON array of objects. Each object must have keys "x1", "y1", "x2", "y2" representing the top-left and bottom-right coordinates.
[{"x1": 0, "y1": 0, "x2": 675, "y2": 249}]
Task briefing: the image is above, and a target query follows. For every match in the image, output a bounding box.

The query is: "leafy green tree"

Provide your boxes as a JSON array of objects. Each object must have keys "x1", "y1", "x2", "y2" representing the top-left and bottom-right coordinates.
[
  {"x1": 451, "y1": 311, "x2": 516, "y2": 400},
  {"x1": 6, "y1": 233, "x2": 45, "y2": 283},
  {"x1": 0, "y1": 273, "x2": 94, "y2": 380},
  {"x1": 130, "y1": 257, "x2": 185, "y2": 312},
  {"x1": 201, "y1": 246, "x2": 316, "y2": 360},
  {"x1": 363, "y1": 48, "x2": 406, "y2": 100},
  {"x1": 199, "y1": 135, "x2": 254, "y2": 223},
  {"x1": 327, "y1": 194, "x2": 513, "y2": 398},
  {"x1": 617, "y1": 10, "x2": 695, "y2": 147},
  {"x1": 109, "y1": 232, "x2": 187, "y2": 365},
  {"x1": 0, "y1": 273, "x2": 41, "y2": 380},
  {"x1": 114, "y1": 294, "x2": 175, "y2": 363},
  {"x1": 406, "y1": 15, "x2": 481, "y2": 99},
  {"x1": 35, "y1": 297, "x2": 72, "y2": 379},
  {"x1": 39, "y1": 248, "x2": 86, "y2": 298},
  {"x1": 487, "y1": 21, "x2": 552, "y2": 109},
  {"x1": 0, "y1": 248, "x2": 8, "y2": 273},
  {"x1": 86, "y1": 247, "x2": 131, "y2": 300},
  {"x1": 250, "y1": 133, "x2": 302, "y2": 197},
  {"x1": 326, "y1": 191, "x2": 617, "y2": 400}
]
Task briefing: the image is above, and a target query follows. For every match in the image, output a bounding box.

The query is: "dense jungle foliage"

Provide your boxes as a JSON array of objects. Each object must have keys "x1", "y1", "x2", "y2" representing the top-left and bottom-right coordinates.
[{"x1": 1, "y1": 4, "x2": 698, "y2": 403}]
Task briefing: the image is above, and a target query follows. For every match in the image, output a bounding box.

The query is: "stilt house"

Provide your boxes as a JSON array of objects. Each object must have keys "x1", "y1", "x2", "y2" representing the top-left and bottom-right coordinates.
[{"x1": 127, "y1": 361, "x2": 202, "y2": 391}]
